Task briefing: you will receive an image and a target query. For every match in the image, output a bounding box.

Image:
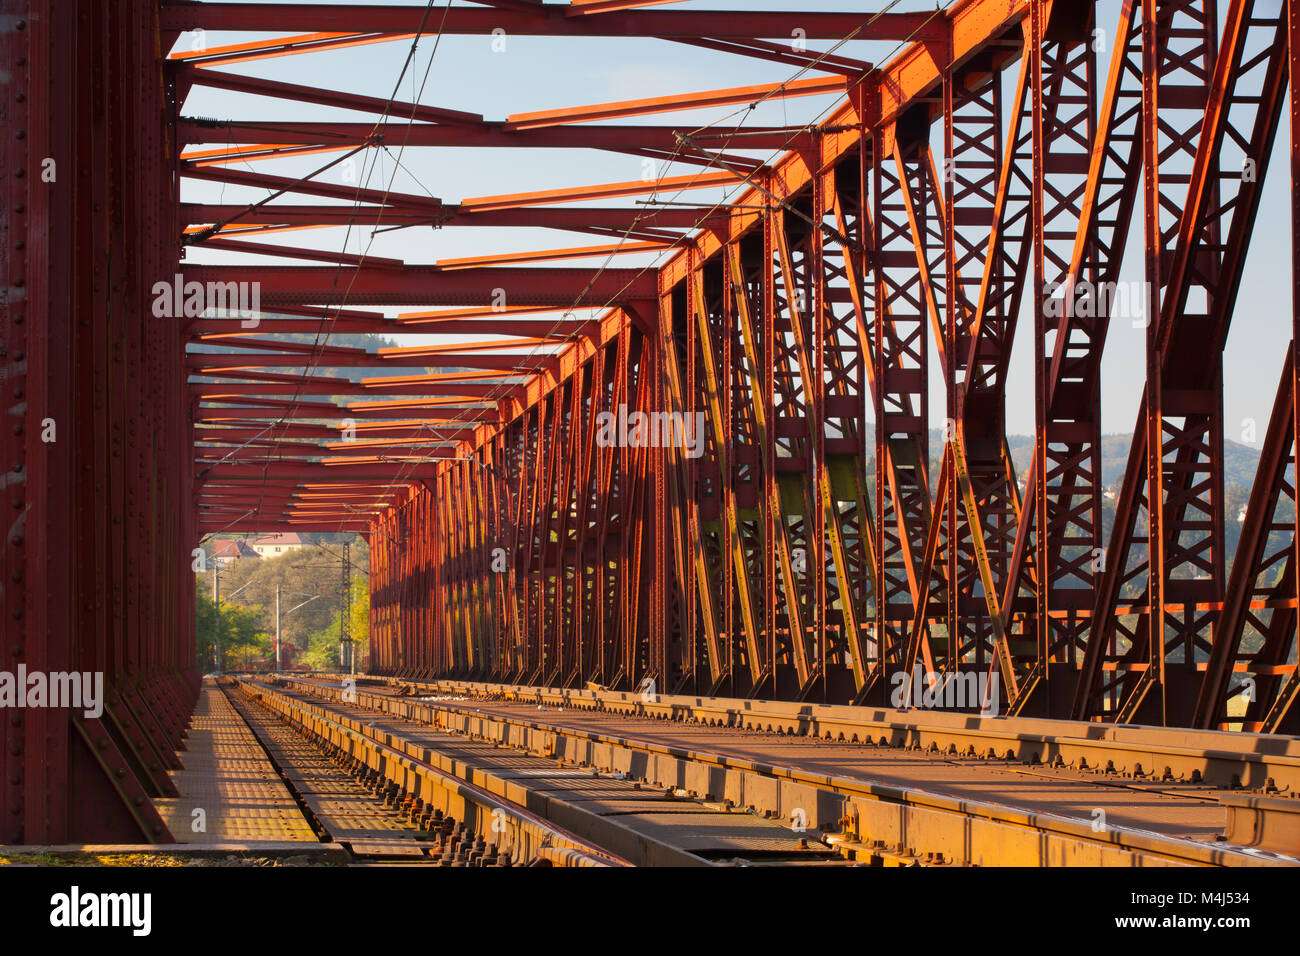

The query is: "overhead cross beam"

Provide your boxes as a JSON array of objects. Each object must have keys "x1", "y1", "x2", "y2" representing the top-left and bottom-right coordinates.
[{"x1": 160, "y1": 5, "x2": 947, "y2": 42}]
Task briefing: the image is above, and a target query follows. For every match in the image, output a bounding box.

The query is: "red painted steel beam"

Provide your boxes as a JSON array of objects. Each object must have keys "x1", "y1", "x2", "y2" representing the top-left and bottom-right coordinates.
[
  {"x1": 185, "y1": 68, "x2": 484, "y2": 126},
  {"x1": 197, "y1": 463, "x2": 446, "y2": 480},
  {"x1": 160, "y1": 5, "x2": 947, "y2": 42},
  {"x1": 178, "y1": 120, "x2": 812, "y2": 152},
  {"x1": 188, "y1": 351, "x2": 558, "y2": 371},
  {"x1": 566, "y1": 0, "x2": 687, "y2": 13},
  {"x1": 197, "y1": 401, "x2": 498, "y2": 419},
  {"x1": 436, "y1": 242, "x2": 671, "y2": 268},
  {"x1": 191, "y1": 381, "x2": 516, "y2": 398},
  {"x1": 198, "y1": 523, "x2": 373, "y2": 532},
  {"x1": 459, "y1": 172, "x2": 741, "y2": 211},
  {"x1": 178, "y1": 264, "x2": 658, "y2": 306},
  {"x1": 168, "y1": 32, "x2": 416, "y2": 68},
  {"x1": 181, "y1": 165, "x2": 438, "y2": 212},
  {"x1": 505, "y1": 76, "x2": 847, "y2": 128},
  {"x1": 187, "y1": 317, "x2": 593, "y2": 336},
  {"x1": 8, "y1": 0, "x2": 195, "y2": 844},
  {"x1": 669, "y1": 36, "x2": 873, "y2": 76},
  {"x1": 180, "y1": 204, "x2": 719, "y2": 231},
  {"x1": 196, "y1": 421, "x2": 462, "y2": 439},
  {"x1": 194, "y1": 236, "x2": 409, "y2": 267}
]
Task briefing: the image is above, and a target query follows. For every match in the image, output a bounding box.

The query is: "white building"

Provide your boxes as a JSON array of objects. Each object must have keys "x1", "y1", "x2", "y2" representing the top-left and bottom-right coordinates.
[{"x1": 249, "y1": 532, "x2": 307, "y2": 557}]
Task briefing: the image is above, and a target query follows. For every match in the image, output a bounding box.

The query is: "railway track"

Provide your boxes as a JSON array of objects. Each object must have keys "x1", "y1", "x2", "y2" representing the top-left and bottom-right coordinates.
[
  {"x1": 242, "y1": 675, "x2": 1300, "y2": 866},
  {"x1": 222, "y1": 680, "x2": 624, "y2": 866},
  {"x1": 231, "y1": 678, "x2": 855, "y2": 866}
]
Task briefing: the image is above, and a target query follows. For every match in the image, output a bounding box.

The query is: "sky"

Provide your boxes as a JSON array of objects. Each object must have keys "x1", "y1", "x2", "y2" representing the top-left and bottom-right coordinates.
[{"x1": 175, "y1": 0, "x2": 1295, "y2": 448}]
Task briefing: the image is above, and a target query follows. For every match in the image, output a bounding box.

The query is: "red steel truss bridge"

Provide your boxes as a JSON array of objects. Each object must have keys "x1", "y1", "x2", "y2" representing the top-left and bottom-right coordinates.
[{"x1": 3, "y1": 0, "x2": 1300, "y2": 853}]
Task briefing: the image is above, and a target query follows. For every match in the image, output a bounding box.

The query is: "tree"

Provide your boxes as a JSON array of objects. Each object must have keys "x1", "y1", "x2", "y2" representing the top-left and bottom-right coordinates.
[
  {"x1": 196, "y1": 592, "x2": 269, "y2": 672},
  {"x1": 195, "y1": 536, "x2": 369, "y2": 670},
  {"x1": 299, "y1": 573, "x2": 369, "y2": 671},
  {"x1": 205, "y1": 540, "x2": 367, "y2": 660}
]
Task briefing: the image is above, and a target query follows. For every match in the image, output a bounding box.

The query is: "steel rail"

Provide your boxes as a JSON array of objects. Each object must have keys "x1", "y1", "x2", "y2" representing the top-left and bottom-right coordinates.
[
  {"x1": 362, "y1": 677, "x2": 1300, "y2": 794},
  {"x1": 233, "y1": 678, "x2": 696, "y2": 866},
  {"x1": 277, "y1": 676, "x2": 1300, "y2": 867}
]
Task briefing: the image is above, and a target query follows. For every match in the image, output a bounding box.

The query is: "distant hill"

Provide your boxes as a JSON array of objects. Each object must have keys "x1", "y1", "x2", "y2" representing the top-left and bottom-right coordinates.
[
  {"x1": 853, "y1": 427, "x2": 1262, "y2": 568},
  {"x1": 856, "y1": 426, "x2": 1262, "y2": 491},
  {"x1": 1003, "y1": 433, "x2": 1262, "y2": 489}
]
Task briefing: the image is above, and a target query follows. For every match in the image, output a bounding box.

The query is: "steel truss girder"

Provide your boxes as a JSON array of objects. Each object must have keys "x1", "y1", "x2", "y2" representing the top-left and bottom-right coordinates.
[
  {"x1": 1074, "y1": 0, "x2": 1289, "y2": 725},
  {"x1": 149, "y1": 0, "x2": 1300, "y2": 735}
]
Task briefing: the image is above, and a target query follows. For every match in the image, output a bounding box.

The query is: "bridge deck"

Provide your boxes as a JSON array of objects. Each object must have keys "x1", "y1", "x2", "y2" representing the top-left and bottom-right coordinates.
[
  {"x1": 153, "y1": 681, "x2": 318, "y2": 845},
  {"x1": 401, "y1": 693, "x2": 1227, "y2": 840},
  {"x1": 248, "y1": 676, "x2": 1300, "y2": 866}
]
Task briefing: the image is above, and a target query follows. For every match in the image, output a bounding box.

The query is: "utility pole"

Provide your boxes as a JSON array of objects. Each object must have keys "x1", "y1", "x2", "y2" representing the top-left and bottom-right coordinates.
[
  {"x1": 212, "y1": 562, "x2": 221, "y2": 673},
  {"x1": 340, "y1": 541, "x2": 353, "y2": 673},
  {"x1": 275, "y1": 584, "x2": 282, "y2": 672},
  {"x1": 279, "y1": 589, "x2": 321, "y2": 671}
]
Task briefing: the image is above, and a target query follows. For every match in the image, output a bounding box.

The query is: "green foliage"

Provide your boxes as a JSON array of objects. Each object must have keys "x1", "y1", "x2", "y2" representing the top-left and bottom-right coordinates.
[
  {"x1": 297, "y1": 628, "x2": 341, "y2": 672},
  {"x1": 197, "y1": 537, "x2": 369, "y2": 670},
  {"x1": 196, "y1": 591, "x2": 269, "y2": 672},
  {"x1": 299, "y1": 574, "x2": 370, "y2": 671}
]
